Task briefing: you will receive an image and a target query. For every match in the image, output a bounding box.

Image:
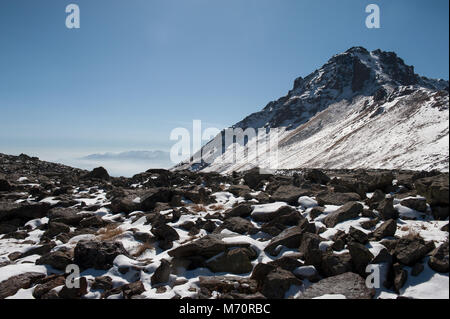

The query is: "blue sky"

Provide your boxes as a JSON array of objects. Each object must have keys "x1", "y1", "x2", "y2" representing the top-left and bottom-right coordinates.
[{"x1": 0, "y1": 0, "x2": 448, "y2": 174}]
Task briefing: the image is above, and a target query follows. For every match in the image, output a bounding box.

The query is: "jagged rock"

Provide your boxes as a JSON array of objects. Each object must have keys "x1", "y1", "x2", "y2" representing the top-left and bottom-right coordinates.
[
  {"x1": 36, "y1": 250, "x2": 73, "y2": 270},
  {"x1": 320, "y1": 252, "x2": 352, "y2": 277},
  {"x1": 264, "y1": 226, "x2": 308, "y2": 256},
  {"x1": 428, "y1": 241, "x2": 449, "y2": 273},
  {"x1": 261, "y1": 268, "x2": 302, "y2": 299},
  {"x1": 110, "y1": 195, "x2": 141, "y2": 214},
  {"x1": 74, "y1": 240, "x2": 129, "y2": 270},
  {"x1": 48, "y1": 207, "x2": 84, "y2": 226},
  {"x1": 243, "y1": 168, "x2": 272, "y2": 189},
  {"x1": 323, "y1": 202, "x2": 363, "y2": 227},
  {"x1": 306, "y1": 169, "x2": 331, "y2": 184},
  {"x1": 316, "y1": 192, "x2": 361, "y2": 206},
  {"x1": 151, "y1": 259, "x2": 171, "y2": 286},
  {"x1": 400, "y1": 197, "x2": 427, "y2": 213},
  {"x1": 43, "y1": 221, "x2": 70, "y2": 238},
  {"x1": 224, "y1": 204, "x2": 253, "y2": 218},
  {"x1": 228, "y1": 185, "x2": 252, "y2": 197},
  {"x1": 141, "y1": 188, "x2": 173, "y2": 210},
  {"x1": 378, "y1": 198, "x2": 399, "y2": 220},
  {"x1": 221, "y1": 217, "x2": 257, "y2": 235},
  {"x1": 0, "y1": 272, "x2": 45, "y2": 299},
  {"x1": 414, "y1": 174, "x2": 449, "y2": 206},
  {"x1": 0, "y1": 201, "x2": 50, "y2": 223},
  {"x1": 32, "y1": 275, "x2": 66, "y2": 299},
  {"x1": 267, "y1": 255, "x2": 303, "y2": 271},
  {"x1": 251, "y1": 205, "x2": 297, "y2": 223},
  {"x1": 349, "y1": 226, "x2": 369, "y2": 244},
  {"x1": 348, "y1": 242, "x2": 374, "y2": 275},
  {"x1": 83, "y1": 167, "x2": 110, "y2": 180},
  {"x1": 299, "y1": 272, "x2": 375, "y2": 299},
  {"x1": 371, "y1": 219, "x2": 397, "y2": 240},
  {"x1": 198, "y1": 276, "x2": 258, "y2": 297},
  {"x1": 206, "y1": 248, "x2": 254, "y2": 274},
  {"x1": 151, "y1": 223, "x2": 180, "y2": 243},
  {"x1": 271, "y1": 185, "x2": 308, "y2": 205},
  {"x1": 92, "y1": 276, "x2": 113, "y2": 291},
  {"x1": 394, "y1": 238, "x2": 435, "y2": 266},
  {"x1": 393, "y1": 263, "x2": 408, "y2": 292},
  {"x1": 168, "y1": 235, "x2": 249, "y2": 259}
]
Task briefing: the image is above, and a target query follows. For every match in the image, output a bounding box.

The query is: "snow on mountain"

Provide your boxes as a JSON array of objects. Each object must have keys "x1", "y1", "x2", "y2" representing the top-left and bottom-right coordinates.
[{"x1": 175, "y1": 47, "x2": 449, "y2": 173}]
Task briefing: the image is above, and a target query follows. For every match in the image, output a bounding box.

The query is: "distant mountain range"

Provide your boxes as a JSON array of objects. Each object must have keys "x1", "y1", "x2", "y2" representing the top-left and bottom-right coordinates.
[
  {"x1": 175, "y1": 47, "x2": 449, "y2": 173},
  {"x1": 81, "y1": 150, "x2": 170, "y2": 162}
]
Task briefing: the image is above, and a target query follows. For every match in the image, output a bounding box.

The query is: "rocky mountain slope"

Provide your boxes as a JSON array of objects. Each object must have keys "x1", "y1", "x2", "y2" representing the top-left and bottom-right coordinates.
[
  {"x1": 0, "y1": 153, "x2": 448, "y2": 299},
  {"x1": 175, "y1": 47, "x2": 449, "y2": 173}
]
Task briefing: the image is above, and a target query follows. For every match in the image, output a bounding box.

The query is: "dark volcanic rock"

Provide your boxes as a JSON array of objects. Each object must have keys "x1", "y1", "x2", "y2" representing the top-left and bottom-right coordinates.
[
  {"x1": 371, "y1": 219, "x2": 397, "y2": 240},
  {"x1": 394, "y1": 238, "x2": 435, "y2": 266},
  {"x1": 74, "y1": 240, "x2": 129, "y2": 270},
  {"x1": 316, "y1": 192, "x2": 361, "y2": 206},
  {"x1": 36, "y1": 250, "x2": 73, "y2": 270},
  {"x1": 298, "y1": 272, "x2": 375, "y2": 299},
  {"x1": 151, "y1": 259, "x2": 171, "y2": 286},
  {"x1": 271, "y1": 185, "x2": 307, "y2": 205},
  {"x1": 400, "y1": 197, "x2": 427, "y2": 213},
  {"x1": 0, "y1": 272, "x2": 45, "y2": 299},
  {"x1": 378, "y1": 198, "x2": 399, "y2": 220},
  {"x1": 83, "y1": 167, "x2": 110, "y2": 181},
  {"x1": 168, "y1": 235, "x2": 249, "y2": 259},
  {"x1": 206, "y1": 248, "x2": 254, "y2": 274},
  {"x1": 323, "y1": 202, "x2": 363, "y2": 228},
  {"x1": 261, "y1": 268, "x2": 302, "y2": 299},
  {"x1": 264, "y1": 226, "x2": 307, "y2": 256},
  {"x1": 428, "y1": 241, "x2": 449, "y2": 273}
]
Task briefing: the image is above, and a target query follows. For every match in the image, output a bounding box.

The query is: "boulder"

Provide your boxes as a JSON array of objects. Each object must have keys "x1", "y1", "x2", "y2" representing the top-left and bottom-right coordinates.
[
  {"x1": 298, "y1": 272, "x2": 375, "y2": 299},
  {"x1": 36, "y1": 250, "x2": 73, "y2": 270},
  {"x1": 74, "y1": 240, "x2": 129, "y2": 270},
  {"x1": 0, "y1": 201, "x2": 50, "y2": 223},
  {"x1": 198, "y1": 276, "x2": 258, "y2": 297},
  {"x1": 224, "y1": 204, "x2": 253, "y2": 218},
  {"x1": 316, "y1": 192, "x2": 361, "y2": 206},
  {"x1": 83, "y1": 167, "x2": 109, "y2": 180},
  {"x1": 428, "y1": 241, "x2": 449, "y2": 273},
  {"x1": 141, "y1": 188, "x2": 173, "y2": 210},
  {"x1": 168, "y1": 235, "x2": 249, "y2": 260},
  {"x1": 306, "y1": 169, "x2": 331, "y2": 185},
  {"x1": 32, "y1": 275, "x2": 66, "y2": 299},
  {"x1": 371, "y1": 219, "x2": 397, "y2": 240},
  {"x1": 394, "y1": 238, "x2": 435, "y2": 266},
  {"x1": 151, "y1": 259, "x2": 171, "y2": 286},
  {"x1": 348, "y1": 242, "x2": 374, "y2": 276},
  {"x1": 377, "y1": 198, "x2": 399, "y2": 220},
  {"x1": 221, "y1": 217, "x2": 257, "y2": 235},
  {"x1": 271, "y1": 185, "x2": 308, "y2": 205},
  {"x1": 323, "y1": 202, "x2": 363, "y2": 228},
  {"x1": 264, "y1": 226, "x2": 307, "y2": 256},
  {"x1": 400, "y1": 197, "x2": 427, "y2": 213},
  {"x1": 206, "y1": 248, "x2": 254, "y2": 274},
  {"x1": 414, "y1": 174, "x2": 449, "y2": 206},
  {"x1": 349, "y1": 226, "x2": 369, "y2": 244},
  {"x1": 261, "y1": 268, "x2": 302, "y2": 299},
  {"x1": 0, "y1": 272, "x2": 46, "y2": 299}
]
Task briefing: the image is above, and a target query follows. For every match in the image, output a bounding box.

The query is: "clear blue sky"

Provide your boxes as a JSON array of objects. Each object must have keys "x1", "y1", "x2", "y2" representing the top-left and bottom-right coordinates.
[{"x1": 0, "y1": 0, "x2": 449, "y2": 162}]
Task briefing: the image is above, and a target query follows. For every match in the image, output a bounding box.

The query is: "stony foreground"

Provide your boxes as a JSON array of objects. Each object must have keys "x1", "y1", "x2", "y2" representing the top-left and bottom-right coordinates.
[{"x1": 0, "y1": 153, "x2": 448, "y2": 299}]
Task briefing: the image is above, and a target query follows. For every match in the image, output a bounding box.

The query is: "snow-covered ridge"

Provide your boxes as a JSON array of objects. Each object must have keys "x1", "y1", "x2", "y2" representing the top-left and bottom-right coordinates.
[{"x1": 175, "y1": 47, "x2": 449, "y2": 173}]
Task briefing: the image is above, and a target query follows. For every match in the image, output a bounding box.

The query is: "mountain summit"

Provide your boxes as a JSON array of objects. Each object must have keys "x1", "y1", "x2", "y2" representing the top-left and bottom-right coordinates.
[{"x1": 176, "y1": 47, "x2": 449, "y2": 173}]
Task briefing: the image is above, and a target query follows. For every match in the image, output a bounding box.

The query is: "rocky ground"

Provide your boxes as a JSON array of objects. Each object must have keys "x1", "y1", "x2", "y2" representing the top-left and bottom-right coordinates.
[{"x1": 0, "y1": 153, "x2": 448, "y2": 299}]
